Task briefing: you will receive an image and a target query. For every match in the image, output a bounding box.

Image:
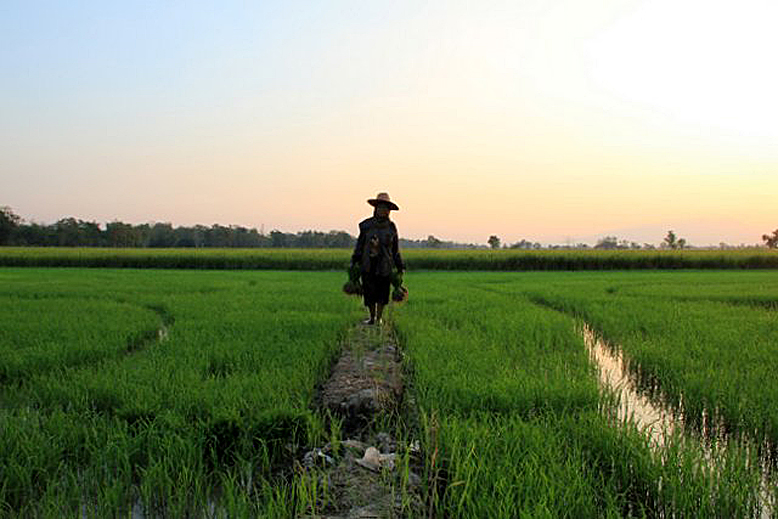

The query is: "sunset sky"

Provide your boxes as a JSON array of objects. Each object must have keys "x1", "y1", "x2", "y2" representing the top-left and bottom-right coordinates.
[{"x1": 2, "y1": 0, "x2": 776, "y2": 246}]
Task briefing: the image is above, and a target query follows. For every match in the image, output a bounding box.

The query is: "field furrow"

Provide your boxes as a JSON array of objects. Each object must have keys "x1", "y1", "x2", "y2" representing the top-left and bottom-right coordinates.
[{"x1": 1, "y1": 266, "x2": 776, "y2": 517}]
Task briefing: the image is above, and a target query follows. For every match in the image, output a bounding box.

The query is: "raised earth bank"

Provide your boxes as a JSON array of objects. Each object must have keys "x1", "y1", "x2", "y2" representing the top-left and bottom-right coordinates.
[{"x1": 295, "y1": 322, "x2": 423, "y2": 518}]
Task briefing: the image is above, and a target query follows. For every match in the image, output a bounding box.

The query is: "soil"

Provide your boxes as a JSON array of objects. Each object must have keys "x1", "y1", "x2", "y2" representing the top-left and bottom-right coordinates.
[
  {"x1": 319, "y1": 325, "x2": 403, "y2": 429},
  {"x1": 302, "y1": 321, "x2": 423, "y2": 518}
]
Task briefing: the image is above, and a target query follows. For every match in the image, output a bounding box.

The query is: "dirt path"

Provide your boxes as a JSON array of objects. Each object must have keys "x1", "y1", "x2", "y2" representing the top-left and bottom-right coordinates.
[{"x1": 299, "y1": 321, "x2": 423, "y2": 518}]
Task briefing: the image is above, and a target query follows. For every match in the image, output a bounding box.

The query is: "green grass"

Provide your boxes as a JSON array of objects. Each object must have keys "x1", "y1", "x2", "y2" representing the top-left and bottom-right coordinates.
[
  {"x1": 0, "y1": 268, "x2": 362, "y2": 517},
  {"x1": 1, "y1": 246, "x2": 776, "y2": 270},
  {"x1": 520, "y1": 270, "x2": 778, "y2": 446},
  {"x1": 0, "y1": 297, "x2": 159, "y2": 383},
  {"x1": 1, "y1": 267, "x2": 776, "y2": 517},
  {"x1": 394, "y1": 271, "x2": 773, "y2": 517}
]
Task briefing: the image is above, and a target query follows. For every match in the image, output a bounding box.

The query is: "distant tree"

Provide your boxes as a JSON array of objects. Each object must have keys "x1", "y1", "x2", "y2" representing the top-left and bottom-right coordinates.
[
  {"x1": 230, "y1": 226, "x2": 260, "y2": 247},
  {"x1": 594, "y1": 236, "x2": 619, "y2": 250},
  {"x1": 172, "y1": 226, "x2": 197, "y2": 248},
  {"x1": 206, "y1": 224, "x2": 231, "y2": 248},
  {"x1": 106, "y1": 221, "x2": 139, "y2": 247},
  {"x1": 135, "y1": 224, "x2": 152, "y2": 246},
  {"x1": 662, "y1": 230, "x2": 687, "y2": 250},
  {"x1": 426, "y1": 235, "x2": 442, "y2": 248},
  {"x1": 510, "y1": 239, "x2": 533, "y2": 250},
  {"x1": 147, "y1": 223, "x2": 175, "y2": 248},
  {"x1": 193, "y1": 225, "x2": 209, "y2": 247},
  {"x1": 54, "y1": 218, "x2": 84, "y2": 246},
  {"x1": 14, "y1": 221, "x2": 54, "y2": 246},
  {"x1": 662, "y1": 230, "x2": 677, "y2": 249},
  {"x1": 488, "y1": 235, "x2": 501, "y2": 249},
  {"x1": 270, "y1": 230, "x2": 289, "y2": 248},
  {"x1": 295, "y1": 230, "x2": 319, "y2": 248},
  {"x1": 763, "y1": 229, "x2": 778, "y2": 248},
  {"x1": 80, "y1": 220, "x2": 103, "y2": 246},
  {"x1": 0, "y1": 206, "x2": 22, "y2": 244},
  {"x1": 325, "y1": 231, "x2": 354, "y2": 248}
]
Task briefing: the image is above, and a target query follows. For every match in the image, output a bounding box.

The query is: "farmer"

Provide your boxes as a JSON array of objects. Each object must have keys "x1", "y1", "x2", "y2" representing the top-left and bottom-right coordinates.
[{"x1": 351, "y1": 192, "x2": 405, "y2": 325}]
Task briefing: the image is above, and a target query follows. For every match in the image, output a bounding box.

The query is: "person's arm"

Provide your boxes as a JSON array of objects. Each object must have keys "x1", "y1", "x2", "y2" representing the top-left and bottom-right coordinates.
[
  {"x1": 352, "y1": 224, "x2": 365, "y2": 267},
  {"x1": 392, "y1": 226, "x2": 404, "y2": 272}
]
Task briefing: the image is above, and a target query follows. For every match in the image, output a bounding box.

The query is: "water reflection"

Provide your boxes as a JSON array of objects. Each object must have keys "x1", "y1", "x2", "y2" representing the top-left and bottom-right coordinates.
[
  {"x1": 581, "y1": 323, "x2": 775, "y2": 517},
  {"x1": 582, "y1": 324, "x2": 676, "y2": 448}
]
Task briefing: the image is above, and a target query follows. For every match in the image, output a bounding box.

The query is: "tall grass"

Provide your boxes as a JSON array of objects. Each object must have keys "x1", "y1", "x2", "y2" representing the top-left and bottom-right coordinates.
[
  {"x1": 0, "y1": 268, "x2": 362, "y2": 516},
  {"x1": 0, "y1": 297, "x2": 159, "y2": 383},
  {"x1": 1, "y1": 246, "x2": 776, "y2": 270},
  {"x1": 2, "y1": 267, "x2": 775, "y2": 516},
  {"x1": 394, "y1": 271, "x2": 770, "y2": 517},
  {"x1": 522, "y1": 270, "x2": 778, "y2": 446}
]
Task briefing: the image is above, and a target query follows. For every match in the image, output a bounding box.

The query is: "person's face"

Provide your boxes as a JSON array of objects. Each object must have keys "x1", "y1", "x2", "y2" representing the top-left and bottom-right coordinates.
[{"x1": 375, "y1": 204, "x2": 391, "y2": 218}]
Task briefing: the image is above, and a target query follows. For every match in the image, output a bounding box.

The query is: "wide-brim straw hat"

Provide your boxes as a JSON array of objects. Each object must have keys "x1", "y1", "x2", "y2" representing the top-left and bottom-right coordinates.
[{"x1": 367, "y1": 192, "x2": 399, "y2": 211}]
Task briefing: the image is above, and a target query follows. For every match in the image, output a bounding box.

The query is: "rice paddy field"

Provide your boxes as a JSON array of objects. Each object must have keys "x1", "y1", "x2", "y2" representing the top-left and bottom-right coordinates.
[
  {"x1": 1, "y1": 250, "x2": 777, "y2": 517},
  {"x1": 1, "y1": 246, "x2": 777, "y2": 271}
]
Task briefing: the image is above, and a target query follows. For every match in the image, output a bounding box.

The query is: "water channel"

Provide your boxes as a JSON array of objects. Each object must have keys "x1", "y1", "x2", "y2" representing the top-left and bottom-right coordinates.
[{"x1": 581, "y1": 323, "x2": 775, "y2": 517}]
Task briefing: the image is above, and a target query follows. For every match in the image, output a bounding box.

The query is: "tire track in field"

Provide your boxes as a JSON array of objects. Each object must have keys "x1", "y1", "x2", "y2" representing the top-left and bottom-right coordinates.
[
  {"x1": 124, "y1": 303, "x2": 174, "y2": 354},
  {"x1": 601, "y1": 289, "x2": 778, "y2": 312},
  {"x1": 0, "y1": 296, "x2": 174, "y2": 386}
]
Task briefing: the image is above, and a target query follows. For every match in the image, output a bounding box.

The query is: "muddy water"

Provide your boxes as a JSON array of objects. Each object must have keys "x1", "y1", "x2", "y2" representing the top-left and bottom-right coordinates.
[
  {"x1": 581, "y1": 323, "x2": 776, "y2": 517},
  {"x1": 582, "y1": 324, "x2": 677, "y2": 448}
]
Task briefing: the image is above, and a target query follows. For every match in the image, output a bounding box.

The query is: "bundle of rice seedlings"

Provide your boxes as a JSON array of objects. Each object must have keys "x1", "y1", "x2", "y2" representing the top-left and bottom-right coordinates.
[
  {"x1": 391, "y1": 285, "x2": 408, "y2": 302},
  {"x1": 343, "y1": 263, "x2": 362, "y2": 296},
  {"x1": 391, "y1": 270, "x2": 408, "y2": 303}
]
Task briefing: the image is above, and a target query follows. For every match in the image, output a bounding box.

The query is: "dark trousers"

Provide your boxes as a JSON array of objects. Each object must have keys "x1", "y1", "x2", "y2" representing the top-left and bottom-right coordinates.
[{"x1": 361, "y1": 272, "x2": 390, "y2": 307}]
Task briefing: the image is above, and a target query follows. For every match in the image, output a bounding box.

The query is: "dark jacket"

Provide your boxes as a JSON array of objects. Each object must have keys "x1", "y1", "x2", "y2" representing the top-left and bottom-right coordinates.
[{"x1": 351, "y1": 216, "x2": 404, "y2": 277}]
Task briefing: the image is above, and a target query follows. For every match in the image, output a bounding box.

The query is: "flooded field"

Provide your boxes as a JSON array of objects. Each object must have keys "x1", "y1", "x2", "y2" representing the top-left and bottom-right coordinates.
[
  {"x1": 583, "y1": 324, "x2": 676, "y2": 448},
  {"x1": 2, "y1": 267, "x2": 776, "y2": 517},
  {"x1": 583, "y1": 323, "x2": 776, "y2": 518}
]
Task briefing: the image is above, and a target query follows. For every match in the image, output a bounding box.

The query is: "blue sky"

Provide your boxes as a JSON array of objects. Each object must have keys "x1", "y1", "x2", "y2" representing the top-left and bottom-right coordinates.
[{"x1": 2, "y1": 1, "x2": 776, "y2": 246}]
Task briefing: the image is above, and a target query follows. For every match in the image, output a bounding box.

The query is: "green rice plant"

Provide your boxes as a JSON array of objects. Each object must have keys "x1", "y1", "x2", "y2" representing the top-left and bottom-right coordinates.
[
  {"x1": 1, "y1": 246, "x2": 777, "y2": 271},
  {"x1": 0, "y1": 268, "x2": 363, "y2": 516},
  {"x1": 393, "y1": 274, "x2": 599, "y2": 418},
  {"x1": 522, "y1": 270, "x2": 778, "y2": 447},
  {"x1": 0, "y1": 297, "x2": 160, "y2": 383},
  {"x1": 2, "y1": 267, "x2": 775, "y2": 516},
  {"x1": 394, "y1": 271, "x2": 771, "y2": 517}
]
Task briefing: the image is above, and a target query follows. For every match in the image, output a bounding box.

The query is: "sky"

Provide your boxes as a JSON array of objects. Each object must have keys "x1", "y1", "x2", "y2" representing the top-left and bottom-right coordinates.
[{"x1": 2, "y1": 0, "x2": 776, "y2": 246}]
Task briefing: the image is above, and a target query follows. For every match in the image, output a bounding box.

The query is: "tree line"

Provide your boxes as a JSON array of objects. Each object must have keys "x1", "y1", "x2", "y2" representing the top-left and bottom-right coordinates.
[
  {"x1": 0, "y1": 207, "x2": 355, "y2": 248},
  {"x1": 0, "y1": 207, "x2": 498, "y2": 249},
  {"x1": 2, "y1": 207, "x2": 776, "y2": 249},
  {"x1": 0, "y1": 207, "x2": 486, "y2": 249}
]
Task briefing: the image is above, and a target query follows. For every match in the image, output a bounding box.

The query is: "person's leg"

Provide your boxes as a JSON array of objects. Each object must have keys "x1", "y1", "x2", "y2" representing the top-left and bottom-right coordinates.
[
  {"x1": 374, "y1": 275, "x2": 390, "y2": 325},
  {"x1": 368, "y1": 303, "x2": 377, "y2": 324},
  {"x1": 362, "y1": 273, "x2": 376, "y2": 324}
]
